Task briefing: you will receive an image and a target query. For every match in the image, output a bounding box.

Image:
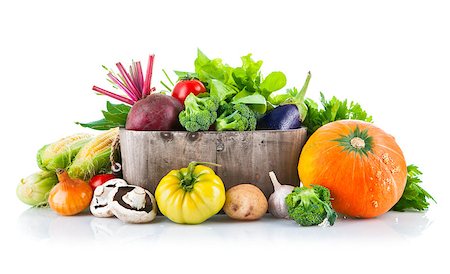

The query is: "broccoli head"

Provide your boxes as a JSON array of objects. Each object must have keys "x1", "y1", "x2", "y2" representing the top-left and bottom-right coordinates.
[
  {"x1": 285, "y1": 185, "x2": 337, "y2": 226},
  {"x1": 215, "y1": 103, "x2": 257, "y2": 131},
  {"x1": 179, "y1": 93, "x2": 219, "y2": 132}
]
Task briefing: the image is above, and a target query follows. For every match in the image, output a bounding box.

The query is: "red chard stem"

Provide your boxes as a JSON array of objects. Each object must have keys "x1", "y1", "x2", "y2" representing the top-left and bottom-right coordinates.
[
  {"x1": 93, "y1": 54, "x2": 156, "y2": 104},
  {"x1": 136, "y1": 61, "x2": 144, "y2": 92},
  {"x1": 130, "y1": 64, "x2": 136, "y2": 85},
  {"x1": 130, "y1": 63, "x2": 141, "y2": 95},
  {"x1": 131, "y1": 61, "x2": 143, "y2": 93},
  {"x1": 116, "y1": 62, "x2": 141, "y2": 100},
  {"x1": 143, "y1": 54, "x2": 155, "y2": 97},
  {"x1": 92, "y1": 86, "x2": 134, "y2": 105},
  {"x1": 107, "y1": 73, "x2": 138, "y2": 102}
]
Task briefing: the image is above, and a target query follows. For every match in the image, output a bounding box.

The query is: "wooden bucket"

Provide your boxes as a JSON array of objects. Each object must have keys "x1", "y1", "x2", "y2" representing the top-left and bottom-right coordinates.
[{"x1": 119, "y1": 128, "x2": 307, "y2": 198}]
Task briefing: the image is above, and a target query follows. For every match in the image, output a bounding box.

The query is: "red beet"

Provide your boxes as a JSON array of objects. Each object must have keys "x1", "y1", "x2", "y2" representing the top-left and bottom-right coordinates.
[{"x1": 125, "y1": 93, "x2": 183, "y2": 131}]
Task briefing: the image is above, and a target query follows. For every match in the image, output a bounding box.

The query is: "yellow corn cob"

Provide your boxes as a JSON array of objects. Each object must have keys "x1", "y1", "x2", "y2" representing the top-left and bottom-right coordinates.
[
  {"x1": 68, "y1": 128, "x2": 119, "y2": 180},
  {"x1": 37, "y1": 133, "x2": 93, "y2": 171},
  {"x1": 50, "y1": 134, "x2": 92, "y2": 154}
]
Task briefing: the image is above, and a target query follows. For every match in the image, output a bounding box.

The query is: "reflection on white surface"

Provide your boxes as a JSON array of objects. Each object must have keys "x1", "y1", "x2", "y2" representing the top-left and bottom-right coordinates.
[{"x1": 17, "y1": 208, "x2": 433, "y2": 244}]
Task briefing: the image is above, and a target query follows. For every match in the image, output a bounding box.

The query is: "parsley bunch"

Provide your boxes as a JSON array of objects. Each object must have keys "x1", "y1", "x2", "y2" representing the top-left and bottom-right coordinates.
[
  {"x1": 392, "y1": 165, "x2": 435, "y2": 211},
  {"x1": 303, "y1": 92, "x2": 372, "y2": 135}
]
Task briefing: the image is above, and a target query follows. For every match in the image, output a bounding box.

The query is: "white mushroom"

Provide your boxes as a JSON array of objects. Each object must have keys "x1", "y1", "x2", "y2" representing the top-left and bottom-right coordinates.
[
  {"x1": 90, "y1": 179, "x2": 128, "y2": 217},
  {"x1": 108, "y1": 185, "x2": 157, "y2": 224}
]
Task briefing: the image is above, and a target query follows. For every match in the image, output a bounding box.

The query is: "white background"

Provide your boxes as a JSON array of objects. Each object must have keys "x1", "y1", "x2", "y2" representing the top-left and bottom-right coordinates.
[{"x1": 1, "y1": 0, "x2": 449, "y2": 273}]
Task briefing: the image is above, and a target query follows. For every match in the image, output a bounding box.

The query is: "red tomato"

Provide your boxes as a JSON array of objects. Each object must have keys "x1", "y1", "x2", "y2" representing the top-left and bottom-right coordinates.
[
  {"x1": 89, "y1": 174, "x2": 115, "y2": 190},
  {"x1": 172, "y1": 79, "x2": 206, "y2": 104}
]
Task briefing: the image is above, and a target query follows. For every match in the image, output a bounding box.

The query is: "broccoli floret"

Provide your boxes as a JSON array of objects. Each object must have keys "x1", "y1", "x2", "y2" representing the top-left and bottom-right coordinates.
[
  {"x1": 179, "y1": 93, "x2": 219, "y2": 132},
  {"x1": 285, "y1": 185, "x2": 337, "y2": 226},
  {"x1": 215, "y1": 103, "x2": 257, "y2": 131},
  {"x1": 218, "y1": 101, "x2": 234, "y2": 115}
]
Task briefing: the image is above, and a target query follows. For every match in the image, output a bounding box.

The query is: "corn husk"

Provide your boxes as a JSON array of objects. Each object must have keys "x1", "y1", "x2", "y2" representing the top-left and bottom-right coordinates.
[
  {"x1": 37, "y1": 133, "x2": 93, "y2": 171},
  {"x1": 17, "y1": 170, "x2": 58, "y2": 206},
  {"x1": 68, "y1": 128, "x2": 119, "y2": 180}
]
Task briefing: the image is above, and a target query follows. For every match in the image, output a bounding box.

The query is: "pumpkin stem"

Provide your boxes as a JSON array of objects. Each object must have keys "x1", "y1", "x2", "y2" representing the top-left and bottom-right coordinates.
[
  {"x1": 333, "y1": 126, "x2": 373, "y2": 156},
  {"x1": 350, "y1": 137, "x2": 365, "y2": 149}
]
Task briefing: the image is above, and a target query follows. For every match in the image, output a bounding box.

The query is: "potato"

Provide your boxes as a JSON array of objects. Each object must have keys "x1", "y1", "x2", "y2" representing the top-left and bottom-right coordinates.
[{"x1": 223, "y1": 184, "x2": 268, "y2": 220}]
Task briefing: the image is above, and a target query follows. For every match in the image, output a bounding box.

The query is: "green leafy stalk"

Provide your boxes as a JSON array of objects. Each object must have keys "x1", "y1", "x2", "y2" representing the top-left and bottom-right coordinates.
[
  {"x1": 303, "y1": 92, "x2": 372, "y2": 135},
  {"x1": 391, "y1": 165, "x2": 436, "y2": 211},
  {"x1": 160, "y1": 69, "x2": 175, "y2": 92},
  {"x1": 76, "y1": 101, "x2": 131, "y2": 130}
]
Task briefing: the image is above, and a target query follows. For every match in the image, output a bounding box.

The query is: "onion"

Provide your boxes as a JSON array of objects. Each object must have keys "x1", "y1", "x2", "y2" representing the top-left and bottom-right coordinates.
[{"x1": 48, "y1": 170, "x2": 92, "y2": 216}]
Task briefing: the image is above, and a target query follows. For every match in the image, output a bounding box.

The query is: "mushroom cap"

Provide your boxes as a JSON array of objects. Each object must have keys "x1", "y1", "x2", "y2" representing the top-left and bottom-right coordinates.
[
  {"x1": 90, "y1": 179, "x2": 128, "y2": 217},
  {"x1": 108, "y1": 185, "x2": 157, "y2": 224}
]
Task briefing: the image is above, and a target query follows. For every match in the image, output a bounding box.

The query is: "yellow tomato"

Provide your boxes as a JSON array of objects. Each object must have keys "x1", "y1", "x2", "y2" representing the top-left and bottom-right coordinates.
[{"x1": 155, "y1": 162, "x2": 225, "y2": 224}]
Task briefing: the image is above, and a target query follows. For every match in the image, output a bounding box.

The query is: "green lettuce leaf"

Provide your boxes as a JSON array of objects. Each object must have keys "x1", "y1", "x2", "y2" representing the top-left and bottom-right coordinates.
[
  {"x1": 194, "y1": 49, "x2": 235, "y2": 86},
  {"x1": 260, "y1": 71, "x2": 287, "y2": 95},
  {"x1": 232, "y1": 91, "x2": 267, "y2": 113},
  {"x1": 192, "y1": 50, "x2": 287, "y2": 114},
  {"x1": 209, "y1": 79, "x2": 238, "y2": 102}
]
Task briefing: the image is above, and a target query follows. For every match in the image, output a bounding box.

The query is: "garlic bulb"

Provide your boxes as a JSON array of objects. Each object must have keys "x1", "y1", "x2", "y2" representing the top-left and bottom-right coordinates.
[{"x1": 268, "y1": 171, "x2": 295, "y2": 219}]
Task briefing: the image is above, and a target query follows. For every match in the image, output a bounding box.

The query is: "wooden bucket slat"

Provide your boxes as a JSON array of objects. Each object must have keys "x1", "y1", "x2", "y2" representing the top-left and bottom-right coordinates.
[{"x1": 120, "y1": 128, "x2": 307, "y2": 198}]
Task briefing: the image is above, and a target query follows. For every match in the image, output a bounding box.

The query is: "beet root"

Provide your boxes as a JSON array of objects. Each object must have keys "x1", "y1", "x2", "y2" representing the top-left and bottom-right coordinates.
[{"x1": 125, "y1": 93, "x2": 183, "y2": 131}]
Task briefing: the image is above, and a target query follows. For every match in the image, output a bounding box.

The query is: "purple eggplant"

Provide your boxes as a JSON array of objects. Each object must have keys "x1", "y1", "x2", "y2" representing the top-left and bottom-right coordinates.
[
  {"x1": 258, "y1": 72, "x2": 311, "y2": 130},
  {"x1": 257, "y1": 104, "x2": 302, "y2": 130}
]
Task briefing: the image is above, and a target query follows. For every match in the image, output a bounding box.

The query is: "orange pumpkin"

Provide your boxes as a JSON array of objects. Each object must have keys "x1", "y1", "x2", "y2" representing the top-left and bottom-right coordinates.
[{"x1": 298, "y1": 120, "x2": 407, "y2": 218}]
